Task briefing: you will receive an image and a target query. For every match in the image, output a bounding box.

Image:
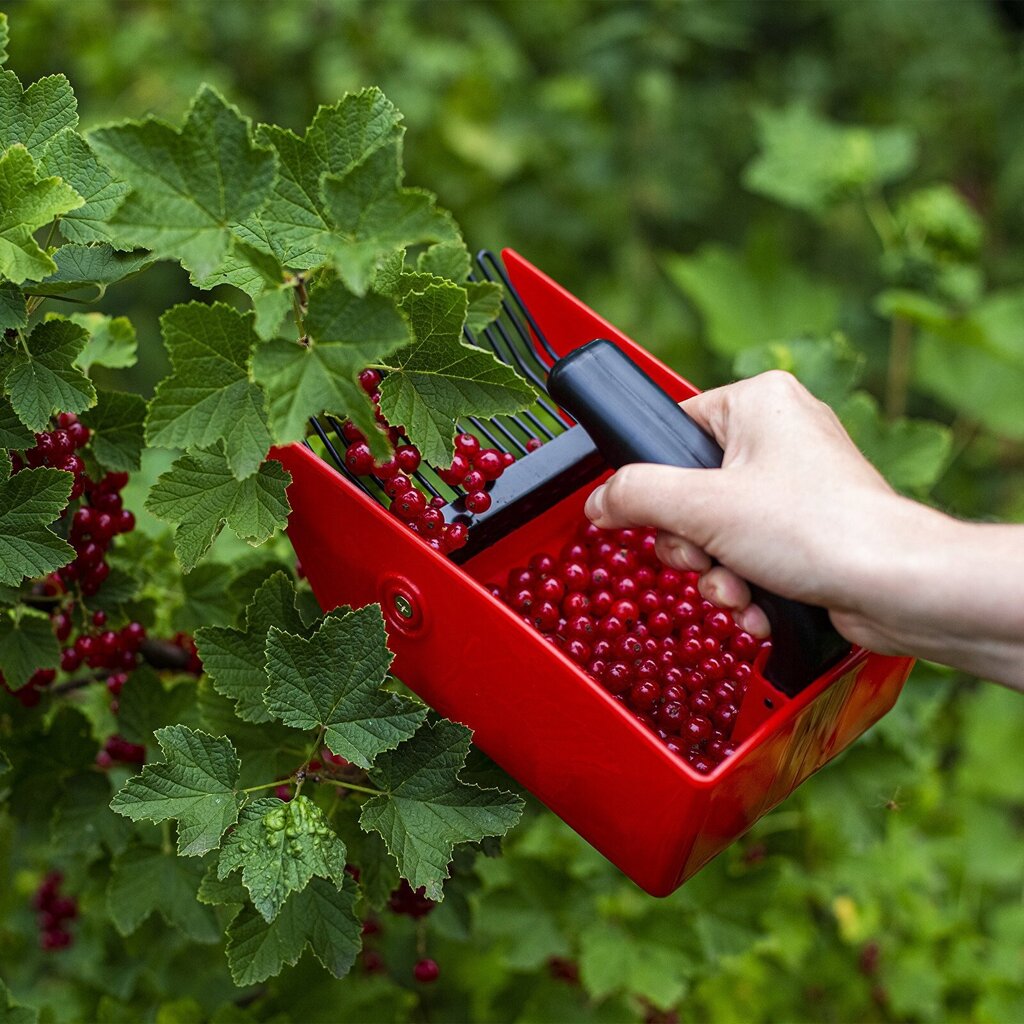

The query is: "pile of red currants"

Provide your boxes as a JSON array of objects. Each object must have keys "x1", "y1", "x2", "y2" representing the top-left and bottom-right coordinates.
[{"x1": 489, "y1": 519, "x2": 768, "y2": 773}]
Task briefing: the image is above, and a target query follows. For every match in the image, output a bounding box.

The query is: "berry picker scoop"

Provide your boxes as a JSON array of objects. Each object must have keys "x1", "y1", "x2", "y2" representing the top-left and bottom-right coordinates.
[{"x1": 271, "y1": 250, "x2": 914, "y2": 896}]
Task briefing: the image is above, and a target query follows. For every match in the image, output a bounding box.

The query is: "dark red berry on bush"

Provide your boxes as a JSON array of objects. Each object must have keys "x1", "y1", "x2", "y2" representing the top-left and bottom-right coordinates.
[
  {"x1": 454, "y1": 433, "x2": 480, "y2": 458},
  {"x1": 413, "y1": 958, "x2": 440, "y2": 983},
  {"x1": 465, "y1": 490, "x2": 491, "y2": 514}
]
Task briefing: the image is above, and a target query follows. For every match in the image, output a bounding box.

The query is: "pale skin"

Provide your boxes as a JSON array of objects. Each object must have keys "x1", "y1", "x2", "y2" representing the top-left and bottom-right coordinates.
[{"x1": 583, "y1": 371, "x2": 1024, "y2": 693}]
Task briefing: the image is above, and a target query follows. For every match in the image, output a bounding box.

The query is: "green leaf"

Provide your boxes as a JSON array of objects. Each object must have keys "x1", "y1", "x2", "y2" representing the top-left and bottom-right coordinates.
[
  {"x1": 145, "y1": 447, "x2": 291, "y2": 572},
  {"x1": 579, "y1": 922, "x2": 688, "y2": 1008},
  {"x1": 0, "y1": 467, "x2": 73, "y2": 585},
  {"x1": 68, "y1": 313, "x2": 138, "y2": 372},
  {"x1": 733, "y1": 334, "x2": 863, "y2": 406},
  {"x1": 0, "y1": 12, "x2": 8, "y2": 66},
  {"x1": 0, "y1": 281, "x2": 25, "y2": 332},
  {"x1": 80, "y1": 389, "x2": 146, "y2": 472},
  {"x1": 378, "y1": 281, "x2": 536, "y2": 466},
  {"x1": 117, "y1": 671, "x2": 198, "y2": 748},
  {"x1": 224, "y1": 875, "x2": 361, "y2": 986},
  {"x1": 147, "y1": 302, "x2": 271, "y2": 480},
  {"x1": 218, "y1": 796, "x2": 349, "y2": 922},
  {"x1": 0, "y1": 69, "x2": 78, "y2": 158},
  {"x1": 743, "y1": 103, "x2": 916, "y2": 215},
  {"x1": 0, "y1": 143, "x2": 83, "y2": 283},
  {"x1": 466, "y1": 280, "x2": 504, "y2": 332},
  {"x1": 50, "y1": 773, "x2": 132, "y2": 858},
  {"x1": 914, "y1": 289, "x2": 1024, "y2": 440},
  {"x1": 254, "y1": 275, "x2": 409, "y2": 451},
  {"x1": 0, "y1": 978, "x2": 38, "y2": 1024},
  {"x1": 663, "y1": 244, "x2": 840, "y2": 357},
  {"x1": 29, "y1": 244, "x2": 154, "y2": 300},
  {"x1": 88, "y1": 85, "x2": 276, "y2": 278},
  {"x1": 197, "y1": 863, "x2": 248, "y2": 908},
  {"x1": 0, "y1": 608, "x2": 58, "y2": 689},
  {"x1": 417, "y1": 240, "x2": 470, "y2": 281},
  {"x1": 40, "y1": 128, "x2": 130, "y2": 246},
  {"x1": 360, "y1": 719, "x2": 524, "y2": 900},
  {"x1": 195, "y1": 571, "x2": 308, "y2": 724},
  {"x1": 839, "y1": 392, "x2": 952, "y2": 493},
  {"x1": 320, "y1": 139, "x2": 458, "y2": 295},
  {"x1": 0, "y1": 398, "x2": 32, "y2": 450},
  {"x1": 107, "y1": 845, "x2": 220, "y2": 942},
  {"x1": 110, "y1": 724, "x2": 243, "y2": 857},
  {"x1": 1, "y1": 317, "x2": 96, "y2": 432},
  {"x1": 202, "y1": 240, "x2": 293, "y2": 341},
  {"x1": 247, "y1": 89, "x2": 404, "y2": 270},
  {"x1": 264, "y1": 606, "x2": 424, "y2": 769}
]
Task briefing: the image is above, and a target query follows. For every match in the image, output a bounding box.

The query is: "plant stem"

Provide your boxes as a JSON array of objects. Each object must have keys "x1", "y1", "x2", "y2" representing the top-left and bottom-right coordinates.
[
  {"x1": 240, "y1": 778, "x2": 296, "y2": 794},
  {"x1": 885, "y1": 315, "x2": 914, "y2": 419},
  {"x1": 317, "y1": 777, "x2": 384, "y2": 798}
]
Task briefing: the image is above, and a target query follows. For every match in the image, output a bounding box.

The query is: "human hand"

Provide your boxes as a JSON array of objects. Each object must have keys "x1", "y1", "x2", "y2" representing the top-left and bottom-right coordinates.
[{"x1": 583, "y1": 371, "x2": 947, "y2": 657}]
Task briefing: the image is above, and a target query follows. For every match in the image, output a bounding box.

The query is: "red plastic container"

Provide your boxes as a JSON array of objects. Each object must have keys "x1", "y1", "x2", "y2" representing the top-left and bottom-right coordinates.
[{"x1": 272, "y1": 250, "x2": 913, "y2": 896}]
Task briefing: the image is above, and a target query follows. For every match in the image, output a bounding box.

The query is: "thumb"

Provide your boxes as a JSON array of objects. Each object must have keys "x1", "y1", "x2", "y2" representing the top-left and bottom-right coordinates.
[{"x1": 584, "y1": 463, "x2": 727, "y2": 548}]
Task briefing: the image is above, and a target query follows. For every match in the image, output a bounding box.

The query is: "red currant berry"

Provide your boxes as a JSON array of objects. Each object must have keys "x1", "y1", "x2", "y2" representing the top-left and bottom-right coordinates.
[
  {"x1": 658, "y1": 701, "x2": 687, "y2": 731},
  {"x1": 682, "y1": 715, "x2": 713, "y2": 744},
  {"x1": 629, "y1": 679, "x2": 661, "y2": 711},
  {"x1": 712, "y1": 703, "x2": 738, "y2": 731},
  {"x1": 67, "y1": 421, "x2": 90, "y2": 448},
  {"x1": 536, "y1": 576, "x2": 565, "y2": 603},
  {"x1": 444, "y1": 522, "x2": 469, "y2": 550},
  {"x1": 392, "y1": 489, "x2": 426, "y2": 521},
  {"x1": 395, "y1": 445, "x2": 421, "y2": 473},
  {"x1": 344, "y1": 442, "x2": 375, "y2": 475},
  {"x1": 462, "y1": 470, "x2": 486, "y2": 493},
  {"x1": 564, "y1": 638, "x2": 591, "y2": 664},
  {"x1": 648, "y1": 610, "x2": 674, "y2": 638},
  {"x1": 454, "y1": 433, "x2": 480, "y2": 458},
  {"x1": 525, "y1": 437, "x2": 542, "y2": 452},
  {"x1": 465, "y1": 490, "x2": 491, "y2": 514},
  {"x1": 531, "y1": 601, "x2": 560, "y2": 631},
  {"x1": 561, "y1": 562, "x2": 590, "y2": 592},
  {"x1": 341, "y1": 420, "x2": 364, "y2": 443},
  {"x1": 604, "y1": 662, "x2": 633, "y2": 694},
  {"x1": 384, "y1": 473, "x2": 411, "y2": 499},
  {"x1": 689, "y1": 690, "x2": 715, "y2": 714},
  {"x1": 438, "y1": 453, "x2": 471, "y2": 486},
  {"x1": 413, "y1": 958, "x2": 440, "y2": 984},
  {"x1": 417, "y1": 508, "x2": 444, "y2": 535},
  {"x1": 116, "y1": 509, "x2": 136, "y2": 534},
  {"x1": 358, "y1": 368, "x2": 382, "y2": 393},
  {"x1": 475, "y1": 449, "x2": 503, "y2": 481},
  {"x1": 705, "y1": 609, "x2": 734, "y2": 638}
]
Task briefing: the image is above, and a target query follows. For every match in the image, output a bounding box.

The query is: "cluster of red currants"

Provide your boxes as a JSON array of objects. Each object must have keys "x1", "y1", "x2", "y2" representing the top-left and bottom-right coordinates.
[
  {"x1": 435, "y1": 431, "x2": 515, "y2": 515},
  {"x1": 170, "y1": 632, "x2": 204, "y2": 676},
  {"x1": 33, "y1": 871, "x2": 77, "y2": 951},
  {"x1": 360, "y1": 879, "x2": 439, "y2": 983},
  {"x1": 491, "y1": 519, "x2": 768, "y2": 773},
  {"x1": 1, "y1": 666, "x2": 56, "y2": 708},
  {"x1": 12, "y1": 412, "x2": 91, "y2": 495},
  {"x1": 61, "y1": 470, "x2": 136, "y2": 596}
]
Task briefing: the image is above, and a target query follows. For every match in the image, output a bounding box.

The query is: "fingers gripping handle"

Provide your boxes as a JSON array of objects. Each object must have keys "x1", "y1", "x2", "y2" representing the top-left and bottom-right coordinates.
[{"x1": 547, "y1": 339, "x2": 850, "y2": 697}]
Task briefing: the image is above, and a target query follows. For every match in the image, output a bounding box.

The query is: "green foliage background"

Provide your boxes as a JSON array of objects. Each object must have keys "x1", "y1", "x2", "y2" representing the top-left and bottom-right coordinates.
[{"x1": 2, "y1": 1, "x2": 1022, "y2": 1021}]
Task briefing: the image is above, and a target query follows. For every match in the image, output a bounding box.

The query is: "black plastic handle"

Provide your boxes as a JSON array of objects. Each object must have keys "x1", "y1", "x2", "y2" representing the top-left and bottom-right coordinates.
[{"x1": 547, "y1": 339, "x2": 850, "y2": 697}]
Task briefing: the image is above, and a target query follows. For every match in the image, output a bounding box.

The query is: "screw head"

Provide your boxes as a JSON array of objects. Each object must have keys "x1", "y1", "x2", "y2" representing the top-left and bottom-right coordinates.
[{"x1": 393, "y1": 594, "x2": 414, "y2": 620}]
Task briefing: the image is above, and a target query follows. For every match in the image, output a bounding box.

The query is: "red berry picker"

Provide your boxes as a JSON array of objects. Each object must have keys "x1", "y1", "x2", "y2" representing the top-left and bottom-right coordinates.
[{"x1": 274, "y1": 249, "x2": 914, "y2": 896}]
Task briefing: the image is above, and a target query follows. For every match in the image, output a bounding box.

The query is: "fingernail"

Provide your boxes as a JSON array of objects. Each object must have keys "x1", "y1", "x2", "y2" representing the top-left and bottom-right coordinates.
[{"x1": 585, "y1": 484, "x2": 606, "y2": 521}]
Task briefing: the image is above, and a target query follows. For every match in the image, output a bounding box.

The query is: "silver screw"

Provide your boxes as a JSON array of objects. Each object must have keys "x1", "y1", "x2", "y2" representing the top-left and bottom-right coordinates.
[{"x1": 393, "y1": 595, "x2": 414, "y2": 620}]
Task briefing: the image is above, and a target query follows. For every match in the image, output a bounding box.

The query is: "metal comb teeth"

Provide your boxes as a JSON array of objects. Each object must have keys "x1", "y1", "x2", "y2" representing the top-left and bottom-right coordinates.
[{"x1": 305, "y1": 251, "x2": 603, "y2": 561}]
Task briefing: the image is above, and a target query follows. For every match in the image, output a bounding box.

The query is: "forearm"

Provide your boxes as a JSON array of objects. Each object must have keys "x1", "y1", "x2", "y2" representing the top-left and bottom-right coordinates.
[{"x1": 836, "y1": 503, "x2": 1024, "y2": 691}]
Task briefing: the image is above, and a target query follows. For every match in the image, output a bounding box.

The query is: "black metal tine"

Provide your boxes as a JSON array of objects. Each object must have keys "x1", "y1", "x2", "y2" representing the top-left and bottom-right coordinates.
[
  {"x1": 475, "y1": 249, "x2": 561, "y2": 364},
  {"x1": 464, "y1": 322, "x2": 552, "y2": 397},
  {"x1": 460, "y1": 415, "x2": 525, "y2": 454}
]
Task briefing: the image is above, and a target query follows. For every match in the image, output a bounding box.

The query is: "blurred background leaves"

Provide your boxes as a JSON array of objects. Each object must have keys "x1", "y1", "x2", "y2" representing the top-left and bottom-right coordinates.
[{"x1": 3, "y1": 0, "x2": 1022, "y2": 1021}]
